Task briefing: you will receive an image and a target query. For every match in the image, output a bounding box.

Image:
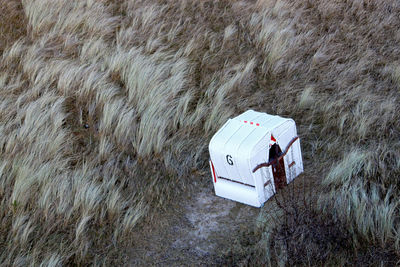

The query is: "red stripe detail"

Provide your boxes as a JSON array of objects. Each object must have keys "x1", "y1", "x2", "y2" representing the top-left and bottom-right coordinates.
[
  {"x1": 256, "y1": 123, "x2": 260, "y2": 126},
  {"x1": 250, "y1": 122, "x2": 253, "y2": 125},
  {"x1": 210, "y1": 160, "x2": 217, "y2": 183},
  {"x1": 244, "y1": 121, "x2": 247, "y2": 123}
]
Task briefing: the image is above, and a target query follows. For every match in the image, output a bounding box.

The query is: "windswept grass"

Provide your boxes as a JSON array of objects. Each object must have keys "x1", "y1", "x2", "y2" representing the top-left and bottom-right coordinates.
[
  {"x1": 0, "y1": 0, "x2": 26, "y2": 56},
  {"x1": 0, "y1": 0, "x2": 399, "y2": 265}
]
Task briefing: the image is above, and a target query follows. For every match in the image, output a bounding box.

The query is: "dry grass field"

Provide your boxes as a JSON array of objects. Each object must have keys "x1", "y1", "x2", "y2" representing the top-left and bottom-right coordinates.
[{"x1": 0, "y1": 0, "x2": 399, "y2": 265}]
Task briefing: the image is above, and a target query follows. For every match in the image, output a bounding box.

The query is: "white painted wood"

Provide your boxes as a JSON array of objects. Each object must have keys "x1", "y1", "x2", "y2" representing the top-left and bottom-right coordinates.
[{"x1": 209, "y1": 110, "x2": 303, "y2": 207}]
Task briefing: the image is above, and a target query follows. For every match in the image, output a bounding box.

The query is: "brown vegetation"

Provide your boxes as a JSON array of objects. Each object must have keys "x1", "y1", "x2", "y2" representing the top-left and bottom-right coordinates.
[
  {"x1": 0, "y1": 0, "x2": 27, "y2": 56},
  {"x1": 0, "y1": 0, "x2": 399, "y2": 265}
]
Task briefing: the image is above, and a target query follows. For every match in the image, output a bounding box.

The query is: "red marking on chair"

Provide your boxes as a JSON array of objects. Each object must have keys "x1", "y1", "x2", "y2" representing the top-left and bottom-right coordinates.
[
  {"x1": 243, "y1": 121, "x2": 260, "y2": 126},
  {"x1": 210, "y1": 160, "x2": 217, "y2": 183}
]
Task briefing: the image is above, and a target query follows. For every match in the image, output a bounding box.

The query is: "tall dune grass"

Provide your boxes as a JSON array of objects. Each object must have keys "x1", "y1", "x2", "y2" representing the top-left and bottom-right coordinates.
[
  {"x1": 0, "y1": 0, "x2": 399, "y2": 265},
  {"x1": 245, "y1": 0, "x2": 400, "y2": 265}
]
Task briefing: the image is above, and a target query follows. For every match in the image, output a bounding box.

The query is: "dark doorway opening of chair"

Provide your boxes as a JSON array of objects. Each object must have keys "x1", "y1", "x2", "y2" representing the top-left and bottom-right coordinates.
[{"x1": 269, "y1": 144, "x2": 287, "y2": 190}]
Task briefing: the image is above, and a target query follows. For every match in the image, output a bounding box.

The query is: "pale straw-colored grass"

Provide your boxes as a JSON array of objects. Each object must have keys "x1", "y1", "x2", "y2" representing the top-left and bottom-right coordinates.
[{"x1": 0, "y1": 0, "x2": 399, "y2": 265}]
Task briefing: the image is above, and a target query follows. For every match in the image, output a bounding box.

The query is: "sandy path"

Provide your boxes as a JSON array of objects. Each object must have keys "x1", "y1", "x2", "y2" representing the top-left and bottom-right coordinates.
[{"x1": 129, "y1": 183, "x2": 259, "y2": 266}]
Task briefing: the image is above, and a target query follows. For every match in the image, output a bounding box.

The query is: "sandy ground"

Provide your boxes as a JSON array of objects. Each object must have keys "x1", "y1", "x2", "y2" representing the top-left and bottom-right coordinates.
[{"x1": 129, "y1": 182, "x2": 259, "y2": 266}]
